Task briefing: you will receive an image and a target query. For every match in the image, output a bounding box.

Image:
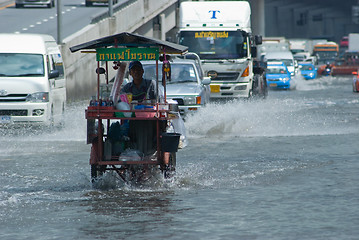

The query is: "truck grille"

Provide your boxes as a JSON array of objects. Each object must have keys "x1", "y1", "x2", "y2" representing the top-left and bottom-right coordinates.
[
  {"x1": 0, "y1": 110, "x2": 28, "y2": 116},
  {"x1": 0, "y1": 94, "x2": 28, "y2": 102},
  {"x1": 209, "y1": 72, "x2": 240, "y2": 81}
]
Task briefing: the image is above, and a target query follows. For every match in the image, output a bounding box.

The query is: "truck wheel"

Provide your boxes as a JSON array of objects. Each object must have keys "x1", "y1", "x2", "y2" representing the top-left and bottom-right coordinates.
[{"x1": 247, "y1": 89, "x2": 253, "y2": 99}]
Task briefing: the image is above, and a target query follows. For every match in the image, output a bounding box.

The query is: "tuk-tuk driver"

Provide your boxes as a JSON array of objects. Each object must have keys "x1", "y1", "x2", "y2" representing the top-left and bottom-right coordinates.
[
  {"x1": 121, "y1": 60, "x2": 156, "y2": 102},
  {"x1": 120, "y1": 61, "x2": 170, "y2": 170}
]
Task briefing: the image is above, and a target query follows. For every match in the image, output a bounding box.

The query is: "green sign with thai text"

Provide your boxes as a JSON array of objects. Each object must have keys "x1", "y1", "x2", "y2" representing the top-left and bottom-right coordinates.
[{"x1": 96, "y1": 48, "x2": 159, "y2": 61}]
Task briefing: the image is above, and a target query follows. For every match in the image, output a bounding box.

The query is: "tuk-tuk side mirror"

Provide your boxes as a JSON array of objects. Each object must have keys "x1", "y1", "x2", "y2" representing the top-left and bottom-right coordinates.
[
  {"x1": 96, "y1": 67, "x2": 106, "y2": 75},
  {"x1": 49, "y1": 69, "x2": 59, "y2": 79},
  {"x1": 202, "y1": 77, "x2": 211, "y2": 85}
]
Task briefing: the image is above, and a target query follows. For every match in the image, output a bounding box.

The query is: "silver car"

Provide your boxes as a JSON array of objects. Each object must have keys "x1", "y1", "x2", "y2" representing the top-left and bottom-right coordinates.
[
  {"x1": 142, "y1": 57, "x2": 211, "y2": 117},
  {"x1": 15, "y1": 0, "x2": 55, "y2": 8}
]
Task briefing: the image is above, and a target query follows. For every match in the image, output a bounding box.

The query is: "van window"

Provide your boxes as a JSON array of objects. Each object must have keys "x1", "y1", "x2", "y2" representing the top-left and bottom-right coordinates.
[
  {"x1": 49, "y1": 53, "x2": 64, "y2": 78},
  {"x1": 0, "y1": 53, "x2": 44, "y2": 77}
]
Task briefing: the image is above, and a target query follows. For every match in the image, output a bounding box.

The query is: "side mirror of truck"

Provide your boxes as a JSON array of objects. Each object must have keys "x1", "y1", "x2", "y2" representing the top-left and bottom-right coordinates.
[
  {"x1": 255, "y1": 35, "x2": 262, "y2": 45},
  {"x1": 49, "y1": 69, "x2": 59, "y2": 79},
  {"x1": 202, "y1": 77, "x2": 211, "y2": 85}
]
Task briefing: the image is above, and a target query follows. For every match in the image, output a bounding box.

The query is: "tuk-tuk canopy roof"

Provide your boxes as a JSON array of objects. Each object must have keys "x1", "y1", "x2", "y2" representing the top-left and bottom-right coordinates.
[{"x1": 69, "y1": 32, "x2": 188, "y2": 54}]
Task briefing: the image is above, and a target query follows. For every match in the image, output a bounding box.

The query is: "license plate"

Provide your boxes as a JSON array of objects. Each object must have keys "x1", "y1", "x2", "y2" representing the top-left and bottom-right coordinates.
[
  {"x1": 210, "y1": 85, "x2": 220, "y2": 93},
  {"x1": 270, "y1": 83, "x2": 277, "y2": 87},
  {"x1": 0, "y1": 116, "x2": 11, "y2": 124}
]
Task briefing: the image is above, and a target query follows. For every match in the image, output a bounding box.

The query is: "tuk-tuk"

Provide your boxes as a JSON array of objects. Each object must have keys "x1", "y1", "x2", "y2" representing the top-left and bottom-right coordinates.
[{"x1": 70, "y1": 32, "x2": 188, "y2": 185}]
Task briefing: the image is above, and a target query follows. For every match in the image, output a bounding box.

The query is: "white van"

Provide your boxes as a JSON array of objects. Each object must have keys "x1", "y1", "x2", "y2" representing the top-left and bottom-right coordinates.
[
  {"x1": 264, "y1": 51, "x2": 298, "y2": 76},
  {"x1": 0, "y1": 34, "x2": 66, "y2": 126}
]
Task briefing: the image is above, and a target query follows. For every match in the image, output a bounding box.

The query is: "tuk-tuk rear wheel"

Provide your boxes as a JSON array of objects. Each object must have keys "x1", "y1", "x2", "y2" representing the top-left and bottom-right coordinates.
[{"x1": 91, "y1": 165, "x2": 106, "y2": 182}]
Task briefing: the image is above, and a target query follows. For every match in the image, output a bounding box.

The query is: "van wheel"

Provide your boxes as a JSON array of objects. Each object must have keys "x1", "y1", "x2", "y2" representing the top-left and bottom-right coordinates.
[
  {"x1": 15, "y1": 3, "x2": 23, "y2": 8},
  {"x1": 49, "y1": 106, "x2": 55, "y2": 128},
  {"x1": 85, "y1": 1, "x2": 92, "y2": 6},
  {"x1": 58, "y1": 104, "x2": 65, "y2": 128}
]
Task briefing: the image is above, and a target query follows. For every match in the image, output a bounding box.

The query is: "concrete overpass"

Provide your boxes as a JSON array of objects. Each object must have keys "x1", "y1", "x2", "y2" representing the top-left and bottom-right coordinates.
[
  {"x1": 251, "y1": 0, "x2": 359, "y2": 41},
  {"x1": 62, "y1": 0, "x2": 359, "y2": 100},
  {"x1": 61, "y1": 0, "x2": 179, "y2": 101}
]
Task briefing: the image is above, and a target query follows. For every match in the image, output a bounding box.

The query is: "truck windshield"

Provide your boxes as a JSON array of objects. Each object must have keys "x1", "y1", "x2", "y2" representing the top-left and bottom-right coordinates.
[
  {"x1": 142, "y1": 63, "x2": 198, "y2": 84},
  {"x1": 314, "y1": 52, "x2": 338, "y2": 65},
  {"x1": 0, "y1": 53, "x2": 44, "y2": 77},
  {"x1": 179, "y1": 30, "x2": 247, "y2": 60}
]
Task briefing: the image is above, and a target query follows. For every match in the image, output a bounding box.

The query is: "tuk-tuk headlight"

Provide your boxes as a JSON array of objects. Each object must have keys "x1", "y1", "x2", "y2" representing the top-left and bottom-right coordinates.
[{"x1": 26, "y1": 92, "x2": 49, "y2": 102}]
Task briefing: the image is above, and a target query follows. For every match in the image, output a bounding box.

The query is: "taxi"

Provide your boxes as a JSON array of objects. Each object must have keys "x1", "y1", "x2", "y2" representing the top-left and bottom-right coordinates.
[{"x1": 266, "y1": 61, "x2": 293, "y2": 90}]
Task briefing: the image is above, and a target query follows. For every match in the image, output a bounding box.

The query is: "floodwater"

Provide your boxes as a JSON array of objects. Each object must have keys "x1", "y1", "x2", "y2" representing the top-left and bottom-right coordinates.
[{"x1": 1, "y1": 76, "x2": 359, "y2": 240}]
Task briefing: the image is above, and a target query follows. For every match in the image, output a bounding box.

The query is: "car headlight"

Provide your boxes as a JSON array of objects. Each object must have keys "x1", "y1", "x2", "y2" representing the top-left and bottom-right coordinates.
[
  {"x1": 280, "y1": 77, "x2": 290, "y2": 82},
  {"x1": 184, "y1": 96, "x2": 201, "y2": 105},
  {"x1": 26, "y1": 92, "x2": 49, "y2": 102}
]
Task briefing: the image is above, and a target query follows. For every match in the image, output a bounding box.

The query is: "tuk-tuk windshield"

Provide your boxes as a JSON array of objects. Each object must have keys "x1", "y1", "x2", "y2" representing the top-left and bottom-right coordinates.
[{"x1": 0, "y1": 53, "x2": 44, "y2": 77}]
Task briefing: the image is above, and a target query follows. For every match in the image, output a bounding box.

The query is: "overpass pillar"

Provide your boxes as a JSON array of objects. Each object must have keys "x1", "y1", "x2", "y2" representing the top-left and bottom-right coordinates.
[
  {"x1": 160, "y1": 13, "x2": 166, "y2": 41},
  {"x1": 249, "y1": 0, "x2": 265, "y2": 37}
]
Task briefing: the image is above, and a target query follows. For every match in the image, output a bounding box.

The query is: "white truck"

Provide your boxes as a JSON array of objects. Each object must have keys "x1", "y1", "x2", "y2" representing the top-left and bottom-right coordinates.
[
  {"x1": 177, "y1": 1, "x2": 266, "y2": 99},
  {"x1": 348, "y1": 33, "x2": 359, "y2": 52}
]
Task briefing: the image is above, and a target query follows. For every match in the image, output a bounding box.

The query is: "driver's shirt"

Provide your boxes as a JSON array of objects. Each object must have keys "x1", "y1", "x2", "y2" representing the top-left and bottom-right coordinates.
[{"x1": 121, "y1": 78, "x2": 155, "y2": 101}]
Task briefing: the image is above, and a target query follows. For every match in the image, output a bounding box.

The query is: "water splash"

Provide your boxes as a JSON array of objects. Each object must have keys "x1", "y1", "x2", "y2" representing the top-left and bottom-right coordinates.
[{"x1": 185, "y1": 81, "x2": 359, "y2": 138}]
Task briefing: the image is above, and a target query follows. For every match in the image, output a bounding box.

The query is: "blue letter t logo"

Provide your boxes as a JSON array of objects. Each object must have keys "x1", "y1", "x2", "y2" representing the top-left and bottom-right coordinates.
[{"x1": 209, "y1": 10, "x2": 220, "y2": 19}]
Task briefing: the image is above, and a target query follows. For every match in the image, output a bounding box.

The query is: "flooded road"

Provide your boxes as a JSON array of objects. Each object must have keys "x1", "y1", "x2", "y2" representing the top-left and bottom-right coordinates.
[{"x1": 1, "y1": 76, "x2": 358, "y2": 239}]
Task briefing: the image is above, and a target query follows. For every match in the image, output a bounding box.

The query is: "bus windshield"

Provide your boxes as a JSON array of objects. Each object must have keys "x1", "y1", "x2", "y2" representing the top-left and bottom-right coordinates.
[
  {"x1": 179, "y1": 30, "x2": 248, "y2": 60},
  {"x1": 315, "y1": 52, "x2": 338, "y2": 65}
]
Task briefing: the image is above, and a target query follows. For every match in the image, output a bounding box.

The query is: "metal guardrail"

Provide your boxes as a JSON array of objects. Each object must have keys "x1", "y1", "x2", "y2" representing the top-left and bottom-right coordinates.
[
  {"x1": 0, "y1": 0, "x2": 14, "y2": 8},
  {"x1": 90, "y1": 0, "x2": 134, "y2": 24}
]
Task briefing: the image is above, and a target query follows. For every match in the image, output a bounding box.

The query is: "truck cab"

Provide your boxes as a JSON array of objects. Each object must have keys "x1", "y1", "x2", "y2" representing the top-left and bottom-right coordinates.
[{"x1": 177, "y1": 1, "x2": 263, "y2": 100}]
